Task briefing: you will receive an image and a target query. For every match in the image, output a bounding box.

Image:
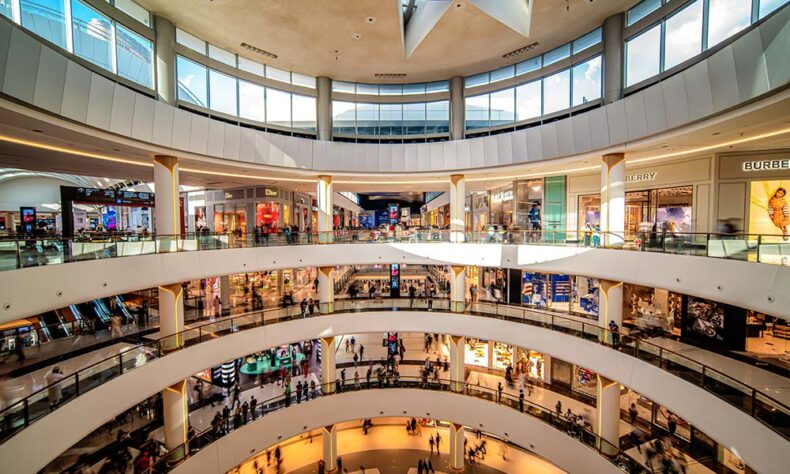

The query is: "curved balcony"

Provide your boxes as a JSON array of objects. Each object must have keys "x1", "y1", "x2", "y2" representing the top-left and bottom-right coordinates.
[
  {"x1": 1, "y1": 230, "x2": 788, "y2": 324},
  {"x1": 0, "y1": 300, "x2": 786, "y2": 473}
]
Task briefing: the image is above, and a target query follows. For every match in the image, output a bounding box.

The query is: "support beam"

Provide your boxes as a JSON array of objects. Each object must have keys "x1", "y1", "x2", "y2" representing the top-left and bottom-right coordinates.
[
  {"x1": 449, "y1": 174, "x2": 466, "y2": 243},
  {"x1": 596, "y1": 375, "x2": 620, "y2": 456},
  {"x1": 318, "y1": 266, "x2": 334, "y2": 314},
  {"x1": 158, "y1": 283, "x2": 184, "y2": 352},
  {"x1": 317, "y1": 176, "x2": 333, "y2": 243},
  {"x1": 163, "y1": 380, "x2": 189, "y2": 464},
  {"x1": 449, "y1": 422, "x2": 465, "y2": 470},
  {"x1": 219, "y1": 274, "x2": 231, "y2": 316},
  {"x1": 153, "y1": 155, "x2": 180, "y2": 249},
  {"x1": 320, "y1": 337, "x2": 336, "y2": 394},
  {"x1": 154, "y1": 15, "x2": 177, "y2": 105},
  {"x1": 600, "y1": 153, "x2": 625, "y2": 247},
  {"x1": 450, "y1": 265, "x2": 466, "y2": 312},
  {"x1": 598, "y1": 280, "x2": 623, "y2": 346},
  {"x1": 603, "y1": 13, "x2": 625, "y2": 104},
  {"x1": 322, "y1": 424, "x2": 338, "y2": 472},
  {"x1": 450, "y1": 76, "x2": 465, "y2": 140},
  {"x1": 448, "y1": 335, "x2": 465, "y2": 393},
  {"x1": 317, "y1": 77, "x2": 332, "y2": 141}
]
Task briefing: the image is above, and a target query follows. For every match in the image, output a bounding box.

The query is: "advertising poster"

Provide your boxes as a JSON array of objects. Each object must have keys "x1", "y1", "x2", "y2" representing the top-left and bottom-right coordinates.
[
  {"x1": 522, "y1": 272, "x2": 547, "y2": 307},
  {"x1": 656, "y1": 206, "x2": 692, "y2": 233},
  {"x1": 464, "y1": 339, "x2": 489, "y2": 367},
  {"x1": 390, "y1": 264, "x2": 400, "y2": 297},
  {"x1": 20, "y1": 207, "x2": 36, "y2": 234},
  {"x1": 749, "y1": 180, "x2": 790, "y2": 239},
  {"x1": 681, "y1": 295, "x2": 746, "y2": 350},
  {"x1": 388, "y1": 204, "x2": 400, "y2": 224}
]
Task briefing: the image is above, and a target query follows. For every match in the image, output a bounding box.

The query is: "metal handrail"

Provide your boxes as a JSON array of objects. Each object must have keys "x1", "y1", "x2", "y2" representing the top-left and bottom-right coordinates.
[{"x1": 1, "y1": 298, "x2": 787, "y2": 445}]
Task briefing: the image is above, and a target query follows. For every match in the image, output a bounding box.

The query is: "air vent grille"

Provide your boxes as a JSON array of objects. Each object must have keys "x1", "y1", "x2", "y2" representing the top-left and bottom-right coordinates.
[
  {"x1": 240, "y1": 42, "x2": 278, "y2": 60},
  {"x1": 502, "y1": 42, "x2": 539, "y2": 59},
  {"x1": 374, "y1": 73, "x2": 407, "y2": 79}
]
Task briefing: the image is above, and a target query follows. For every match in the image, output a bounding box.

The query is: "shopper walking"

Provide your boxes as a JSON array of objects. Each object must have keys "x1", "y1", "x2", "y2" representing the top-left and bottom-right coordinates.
[
  {"x1": 497, "y1": 381, "x2": 503, "y2": 404},
  {"x1": 110, "y1": 314, "x2": 123, "y2": 339},
  {"x1": 429, "y1": 435, "x2": 435, "y2": 454},
  {"x1": 359, "y1": 344, "x2": 364, "y2": 361},
  {"x1": 284, "y1": 383, "x2": 291, "y2": 407},
  {"x1": 45, "y1": 366, "x2": 65, "y2": 409},
  {"x1": 519, "y1": 389, "x2": 524, "y2": 412},
  {"x1": 435, "y1": 432, "x2": 441, "y2": 453},
  {"x1": 629, "y1": 403, "x2": 638, "y2": 424}
]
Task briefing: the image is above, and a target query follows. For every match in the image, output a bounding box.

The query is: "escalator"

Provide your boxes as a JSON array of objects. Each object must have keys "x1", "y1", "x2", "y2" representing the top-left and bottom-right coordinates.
[
  {"x1": 78, "y1": 302, "x2": 108, "y2": 329},
  {"x1": 39, "y1": 311, "x2": 69, "y2": 339},
  {"x1": 92, "y1": 299, "x2": 113, "y2": 326},
  {"x1": 114, "y1": 296, "x2": 135, "y2": 323}
]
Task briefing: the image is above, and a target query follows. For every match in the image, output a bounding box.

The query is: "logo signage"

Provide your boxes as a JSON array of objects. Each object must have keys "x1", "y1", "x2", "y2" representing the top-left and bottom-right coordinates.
[
  {"x1": 264, "y1": 188, "x2": 279, "y2": 197},
  {"x1": 491, "y1": 191, "x2": 513, "y2": 202},
  {"x1": 742, "y1": 159, "x2": 790, "y2": 172},
  {"x1": 626, "y1": 172, "x2": 657, "y2": 183}
]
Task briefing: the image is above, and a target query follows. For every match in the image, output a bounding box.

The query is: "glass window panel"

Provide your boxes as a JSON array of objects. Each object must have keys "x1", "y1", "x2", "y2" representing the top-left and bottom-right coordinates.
[
  {"x1": 465, "y1": 73, "x2": 489, "y2": 88},
  {"x1": 543, "y1": 69, "x2": 570, "y2": 114},
  {"x1": 625, "y1": 24, "x2": 661, "y2": 87},
  {"x1": 0, "y1": 1, "x2": 12, "y2": 18},
  {"x1": 490, "y1": 65, "x2": 515, "y2": 83},
  {"x1": 465, "y1": 94, "x2": 489, "y2": 129},
  {"x1": 332, "y1": 81, "x2": 355, "y2": 93},
  {"x1": 332, "y1": 101, "x2": 356, "y2": 134},
  {"x1": 760, "y1": 0, "x2": 788, "y2": 18},
  {"x1": 208, "y1": 44, "x2": 236, "y2": 67},
  {"x1": 516, "y1": 80, "x2": 541, "y2": 121},
  {"x1": 266, "y1": 88, "x2": 291, "y2": 127},
  {"x1": 572, "y1": 55, "x2": 601, "y2": 106},
  {"x1": 356, "y1": 83, "x2": 379, "y2": 95},
  {"x1": 379, "y1": 103, "x2": 403, "y2": 135},
  {"x1": 239, "y1": 80, "x2": 265, "y2": 122},
  {"x1": 292, "y1": 94, "x2": 316, "y2": 130},
  {"x1": 115, "y1": 23, "x2": 153, "y2": 87},
  {"x1": 490, "y1": 88, "x2": 515, "y2": 125},
  {"x1": 627, "y1": 0, "x2": 662, "y2": 26},
  {"x1": 543, "y1": 43, "x2": 571, "y2": 66},
  {"x1": 355, "y1": 103, "x2": 378, "y2": 135},
  {"x1": 516, "y1": 56, "x2": 542, "y2": 75},
  {"x1": 175, "y1": 28, "x2": 205, "y2": 54},
  {"x1": 403, "y1": 103, "x2": 426, "y2": 134},
  {"x1": 707, "y1": 0, "x2": 751, "y2": 47},
  {"x1": 71, "y1": 0, "x2": 113, "y2": 71},
  {"x1": 403, "y1": 83, "x2": 426, "y2": 95},
  {"x1": 572, "y1": 28, "x2": 602, "y2": 54},
  {"x1": 265, "y1": 66, "x2": 290, "y2": 83},
  {"x1": 114, "y1": 0, "x2": 149, "y2": 27},
  {"x1": 21, "y1": 0, "x2": 66, "y2": 48},
  {"x1": 176, "y1": 55, "x2": 207, "y2": 107},
  {"x1": 426, "y1": 81, "x2": 449, "y2": 93},
  {"x1": 291, "y1": 72, "x2": 315, "y2": 88},
  {"x1": 379, "y1": 84, "x2": 403, "y2": 95},
  {"x1": 426, "y1": 100, "x2": 449, "y2": 133},
  {"x1": 209, "y1": 69, "x2": 237, "y2": 115},
  {"x1": 238, "y1": 57, "x2": 264, "y2": 76},
  {"x1": 664, "y1": 0, "x2": 702, "y2": 70}
]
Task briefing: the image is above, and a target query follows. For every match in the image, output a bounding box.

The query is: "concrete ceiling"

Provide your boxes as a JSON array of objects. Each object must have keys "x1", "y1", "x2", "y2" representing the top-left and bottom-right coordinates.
[{"x1": 134, "y1": 0, "x2": 636, "y2": 82}]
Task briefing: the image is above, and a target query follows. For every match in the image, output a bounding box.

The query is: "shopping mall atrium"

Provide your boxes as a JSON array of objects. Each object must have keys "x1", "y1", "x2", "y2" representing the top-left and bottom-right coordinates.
[{"x1": 0, "y1": 0, "x2": 789, "y2": 473}]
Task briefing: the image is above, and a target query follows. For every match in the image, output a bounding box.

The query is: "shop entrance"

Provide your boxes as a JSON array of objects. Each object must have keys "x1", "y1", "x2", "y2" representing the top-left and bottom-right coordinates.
[{"x1": 214, "y1": 204, "x2": 246, "y2": 233}]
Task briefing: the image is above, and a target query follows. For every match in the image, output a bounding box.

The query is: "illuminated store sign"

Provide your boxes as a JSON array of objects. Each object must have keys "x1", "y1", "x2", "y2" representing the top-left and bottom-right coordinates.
[
  {"x1": 625, "y1": 172, "x2": 657, "y2": 183},
  {"x1": 742, "y1": 159, "x2": 790, "y2": 171},
  {"x1": 491, "y1": 191, "x2": 513, "y2": 202}
]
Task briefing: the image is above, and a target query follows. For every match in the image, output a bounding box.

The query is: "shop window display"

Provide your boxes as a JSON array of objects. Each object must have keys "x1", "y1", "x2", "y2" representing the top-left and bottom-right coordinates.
[
  {"x1": 522, "y1": 272, "x2": 596, "y2": 318},
  {"x1": 572, "y1": 366, "x2": 597, "y2": 398},
  {"x1": 681, "y1": 295, "x2": 746, "y2": 351},
  {"x1": 514, "y1": 179, "x2": 544, "y2": 229},
  {"x1": 516, "y1": 348, "x2": 545, "y2": 380},
  {"x1": 623, "y1": 284, "x2": 682, "y2": 337},
  {"x1": 255, "y1": 202, "x2": 281, "y2": 231},
  {"x1": 464, "y1": 338, "x2": 489, "y2": 368},
  {"x1": 213, "y1": 204, "x2": 246, "y2": 234},
  {"x1": 492, "y1": 342, "x2": 514, "y2": 371}
]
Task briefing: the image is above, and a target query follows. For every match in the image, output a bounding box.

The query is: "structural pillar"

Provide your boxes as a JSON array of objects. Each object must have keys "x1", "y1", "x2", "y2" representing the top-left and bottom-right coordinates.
[
  {"x1": 317, "y1": 77, "x2": 333, "y2": 141},
  {"x1": 449, "y1": 76, "x2": 465, "y2": 140},
  {"x1": 449, "y1": 423, "x2": 465, "y2": 470},
  {"x1": 600, "y1": 153, "x2": 625, "y2": 247},
  {"x1": 163, "y1": 380, "x2": 189, "y2": 463},
  {"x1": 154, "y1": 15, "x2": 177, "y2": 105},
  {"x1": 450, "y1": 266, "x2": 466, "y2": 312},
  {"x1": 320, "y1": 336, "x2": 336, "y2": 394},
  {"x1": 158, "y1": 283, "x2": 184, "y2": 352},
  {"x1": 542, "y1": 355, "x2": 552, "y2": 384},
  {"x1": 219, "y1": 274, "x2": 231, "y2": 315},
  {"x1": 153, "y1": 155, "x2": 180, "y2": 248},
  {"x1": 603, "y1": 13, "x2": 625, "y2": 104},
  {"x1": 598, "y1": 280, "x2": 623, "y2": 345},
  {"x1": 449, "y1": 174, "x2": 466, "y2": 242},
  {"x1": 317, "y1": 175, "x2": 333, "y2": 243},
  {"x1": 596, "y1": 375, "x2": 620, "y2": 455},
  {"x1": 318, "y1": 266, "x2": 334, "y2": 314},
  {"x1": 448, "y1": 335, "x2": 465, "y2": 393},
  {"x1": 322, "y1": 424, "x2": 338, "y2": 472}
]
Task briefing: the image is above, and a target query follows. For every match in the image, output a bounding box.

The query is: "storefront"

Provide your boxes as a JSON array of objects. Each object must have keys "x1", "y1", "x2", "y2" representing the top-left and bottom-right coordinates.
[
  {"x1": 463, "y1": 338, "x2": 514, "y2": 372},
  {"x1": 567, "y1": 156, "x2": 713, "y2": 240},
  {"x1": 205, "y1": 186, "x2": 297, "y2": 234},
  {"x1": 515, "y1": 348, "x2": 546, "y2": 381},
  {"x1": 623, "y1": 284, "x2": 682, "y2": 337},
  {"x1": 471, "y1": 192, "x2": 489, "y2": 231},
  {"x1": 521, "y1": 272, "x2": 598, "y2": 318},
  {"x1": 489, "y1": 186, "x2": 513, "y2": 227},
  {"x1": 513, "y1": 179, "x2": 544, "y2": 229}
]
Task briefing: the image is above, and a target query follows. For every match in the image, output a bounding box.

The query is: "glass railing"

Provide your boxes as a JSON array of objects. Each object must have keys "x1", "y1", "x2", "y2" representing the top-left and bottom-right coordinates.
[
  {"x1": 1, "y1": 299, "x2": 787, "y2": 446},
  {"x1": 144, "y1": 377, "x2": 644, "y2": 474},
  {"x1": 0, "y1": 229, "x2": 787, "y2": 271}
]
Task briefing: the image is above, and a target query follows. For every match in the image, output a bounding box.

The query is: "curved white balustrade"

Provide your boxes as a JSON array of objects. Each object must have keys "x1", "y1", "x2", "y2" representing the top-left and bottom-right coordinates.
[
  {"x1": 174, "y1": 389, "x2": 621, "y2": 474},
  {"x1": 0, "y1": 311, "x2": 784, "y2": 474},
  {"x1": 0, "y1": 243, "x2": 787, "y2": 324}
]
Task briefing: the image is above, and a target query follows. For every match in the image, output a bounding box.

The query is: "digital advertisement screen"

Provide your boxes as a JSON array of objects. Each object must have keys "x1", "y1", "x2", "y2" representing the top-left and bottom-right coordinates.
[
  {"x1": 20, "y1": 207, "x2": 36, "y2": 233},
  {"x1": 388, "y1": 204, "x2": 400, "y2": 224},
  {"x1": 748, "y1": 180, "x2": 789, "y2": 237}
]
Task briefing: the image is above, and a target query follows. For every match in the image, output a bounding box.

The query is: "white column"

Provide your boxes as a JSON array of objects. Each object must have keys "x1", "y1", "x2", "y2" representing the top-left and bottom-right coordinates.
[
  {"x1": 318, "y1": 266, "x2": 334, "y2": 314},
  {"x1": 598, "y1": 280, "x2": 623, "y2": 327},
  {"x1": 600, "y1": 153, "x2": 625, "y2": 247},
  {"x1": 449, "y1": 423, "x2": 465, "y2": 470},
  {"x1": 542, "y1": 355, "x2": 552, "y2": 384},
  {"x1": 154, "y1": 155, "x2": 180, "y2": 251},
  {"x1": 322, "y1": 424, "x2": 338, "y2": 472},
  {"x1": 317, "y1": 175, "x2": 333, "y2": 243},
  {"x1": 163, "y1": 380, "x2": 188, "y2": 463},
  {"x1": 219, "y1": 274, "x2": 231, "y2": 315},
  {"x1": 158, "y1": 283, "x2": 184, "y2": 352},
  {"x1": 450, "y1": 266, "x2": 466, "y2": 312},
  {"x1": 448, "y1": 335, "x2": 465, "y2": 393},
  {"x1": 153, "y1": 15, "x2": 177, "y2": 105},
  {"x1": 320, "y1": 336, "x2": 336, "y2": 394},
  {"x1": 450, "y1": 174, "x2": 466, "y2": 242},
  {"x1": 596, "y1": 375, "x2": 620, "y2": 455}
]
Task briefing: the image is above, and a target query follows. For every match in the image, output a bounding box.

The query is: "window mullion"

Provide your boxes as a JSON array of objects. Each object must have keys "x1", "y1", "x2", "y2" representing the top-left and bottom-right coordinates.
[
  {"x1": 65, "y1": 0, "x2": 74, "y2": 53},
  {"x1": 701, "y1": 0, "x2": 710, "y2": 51},
  {"x1": 11, "y1": 0, "x2": 21, "y2": 23}
]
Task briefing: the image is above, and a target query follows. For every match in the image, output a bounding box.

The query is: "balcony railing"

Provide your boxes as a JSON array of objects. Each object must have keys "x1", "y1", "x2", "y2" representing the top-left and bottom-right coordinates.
[
  {"x1": 0, "y1": 229, "x2": 787, "y2": 272},
  {"x1": 1, "y1": 299, "x2": 787, "y2": 448}
]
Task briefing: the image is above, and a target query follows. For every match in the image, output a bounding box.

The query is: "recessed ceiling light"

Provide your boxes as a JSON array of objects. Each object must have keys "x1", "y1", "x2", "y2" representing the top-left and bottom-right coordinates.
[
  {"x1": 352, "y1": 33, "x2": 362, "y2": 40},
  {"x1": 712, "y1": 132, "x2": 721, "y2": 135},
  {"x1": 32, "y1": 129, "x2": 43, "y2": 133},
  {"x1": 365, "y1": 16, "x2": 376, "y2": 24}
]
